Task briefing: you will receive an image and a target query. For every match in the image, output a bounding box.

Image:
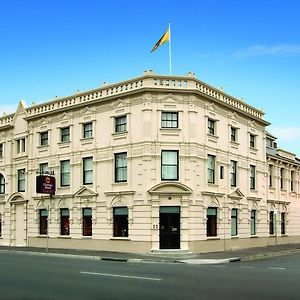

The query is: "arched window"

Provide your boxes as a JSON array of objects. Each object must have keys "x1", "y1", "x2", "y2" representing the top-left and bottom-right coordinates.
[{"x1": 0, "y1": 174, "x2": 5, "y2": 194}]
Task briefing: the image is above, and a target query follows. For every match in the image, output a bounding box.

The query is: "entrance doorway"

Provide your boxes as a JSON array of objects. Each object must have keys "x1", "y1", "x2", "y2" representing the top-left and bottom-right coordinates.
[
  {"x1": 159, "y1": 206, "x2": 180, "y2": 249},
  {"x1": 15, "y1": 203, "x2": 26, "y2": 246}
]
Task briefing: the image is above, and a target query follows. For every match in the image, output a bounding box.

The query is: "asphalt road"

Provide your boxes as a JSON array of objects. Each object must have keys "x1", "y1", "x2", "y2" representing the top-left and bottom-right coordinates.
[{"x1": 0, "y1": 251, "x2": 300, "y2": 300}]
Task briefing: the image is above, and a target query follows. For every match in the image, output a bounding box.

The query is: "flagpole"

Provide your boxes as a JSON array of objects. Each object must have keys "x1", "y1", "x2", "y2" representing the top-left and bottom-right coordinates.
[{"x1": 168, "y1": 22, "x2": 172, "y2": 75}]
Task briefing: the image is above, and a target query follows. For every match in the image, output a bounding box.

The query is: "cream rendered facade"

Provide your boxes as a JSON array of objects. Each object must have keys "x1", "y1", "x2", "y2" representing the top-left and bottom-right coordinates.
[{"x1": 0, "y1": 70, "x2": 299, "y2": 253}]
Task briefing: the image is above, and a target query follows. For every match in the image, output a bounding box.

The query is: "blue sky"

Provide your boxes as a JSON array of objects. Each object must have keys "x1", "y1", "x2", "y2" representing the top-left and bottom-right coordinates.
[{"x1": 1, "y1": 0, "x2": 300, "y2": 156}]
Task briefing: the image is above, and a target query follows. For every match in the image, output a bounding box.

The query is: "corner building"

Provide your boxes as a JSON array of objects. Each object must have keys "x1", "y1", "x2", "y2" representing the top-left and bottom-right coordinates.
[{"x1": 0, "y1": 70, "x2": 299, "y2": 253}]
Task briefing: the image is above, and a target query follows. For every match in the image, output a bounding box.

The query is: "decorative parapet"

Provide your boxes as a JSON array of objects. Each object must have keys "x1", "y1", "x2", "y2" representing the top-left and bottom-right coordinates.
[{"x1": 0, "y1": 71, "x2": 268, "y2": 126}]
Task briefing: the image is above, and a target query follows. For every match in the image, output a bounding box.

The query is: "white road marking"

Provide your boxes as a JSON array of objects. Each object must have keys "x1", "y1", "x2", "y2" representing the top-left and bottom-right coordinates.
[
  {"x1": 80, "y1": 271, "x2": 162, "y2": 281},
  {"x1": 240, "y1": 266, "x2": 255, "y2": 269},
  {"x1": 268, "y1": 267, "x2": 286, "y2": 270}
]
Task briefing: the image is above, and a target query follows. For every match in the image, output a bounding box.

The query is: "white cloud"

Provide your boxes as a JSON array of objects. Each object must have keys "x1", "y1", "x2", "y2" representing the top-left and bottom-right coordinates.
[
  {"x1": 271, "y1": 126, "x2": 300, "y2": 142},
  {"x1": 233, "y1": 44, "x2": 300, "y2": 58}
]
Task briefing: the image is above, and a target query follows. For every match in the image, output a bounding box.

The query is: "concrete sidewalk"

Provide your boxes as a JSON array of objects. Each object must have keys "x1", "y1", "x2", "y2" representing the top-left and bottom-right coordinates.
[{"x1": 0, "y1": 243, "x2": 300, "y2": 265}]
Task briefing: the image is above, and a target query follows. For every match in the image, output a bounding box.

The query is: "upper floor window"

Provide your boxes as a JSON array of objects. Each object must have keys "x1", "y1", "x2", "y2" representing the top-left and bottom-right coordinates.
[
  {"x1": 161, "y1": 150, "x2": 179, "y2": 181},
  {"x1": 18, "y1": 169, "x2": 26, "y2": 192},
  {"x1": 83, "y1": 122, "x2": 93, "y2": 139},
  {"x1": 230, "y1": 127, "x2": 237, "y2": 142},
  {"x1": 0, "y1": 174, "x2": 5, "y2": 194},
  {"x1": 280, "y1": 168, "x2": 285, "y2": 189},
  {"x1": 83, "y1": 157, "x2": 93, "y2": 185},
  {"x1": 250, "y1": 165, "x2": 256, "y2": 190},
  {"x1": 39, "y1": 163, "x2": 49, "y2": 174},
  {"x1": 16, "y1": 138, "x2": 26, "y2": 154},
  {"x1": 249, "y1": 134, "x2": 256, "y2": 148},
  {"x1": 115, "y1": 153, "x2": 127, "y2": 182},
  {"x1": 60, "y1": 160, "x2": 70, "y2": 187},
  {"x1": 207, "y1": 155, "x2": 215, "y2": 184},
  {"x1": 115, "y1": 116, "x2": 127, "y2": 133},
  {"x1": 230, "y1": 160, "x2": 237, "y2": 187},
  {"x1": 291, "y1": 171, "x2": 295, "y2": 192},
  {"x1": 161, "y1": 112, "x2": 178, "y2": 128},
  {"x1": 208, "y1": 119, "x2": 216, "y2": 135},
  {"x1": 60, "y1": 127, "x2": 70, "y2": 142},
  {"x1": 269, "y1": 165, "x2": 273, "y2": 188},
  {"x1": 40, "y1": 131, "x2": 49, "y2": 146},
  {"x1": 0, "y1": 143, "x2": 3, "y2": 158}
]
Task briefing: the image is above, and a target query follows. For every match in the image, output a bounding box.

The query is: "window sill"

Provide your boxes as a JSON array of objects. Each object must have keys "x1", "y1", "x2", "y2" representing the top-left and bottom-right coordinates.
[
  {"x1": 37, "y1": 145, "x2": 49, "y2": 150},
  {"x1": 112, "y1": 182, "x2": 128, "y2": 186},
  {"x1": 57, "y1": 235, "x2": 71, "y2": 239},
  {"x1": 281, "y1": 234, "x2": 288, "y2": 237},
  {"x1": 110, "y1": 237, "x2": 130, "y2": 241},
  {"x1": 80, "y1": 137, "x2": 93, "y2": 144},
  {"x1": 82, "y1": 236, "x2": 92, "y2": 239},
  {"x1": 250, "y1": 235, "x2": 258, "y2": 238},
  {"x1": 231, "y1": 235, "x2": 239, "y2": 239},
  {"x1": 160, "y1": 128, "x2": 181, "y2": 135},
  {"x1": 206, "y1": 236, "x2": 220, "y2": 240},
  {"x1": 36, "y1": 235, "x2": 48, "y2": 238}
]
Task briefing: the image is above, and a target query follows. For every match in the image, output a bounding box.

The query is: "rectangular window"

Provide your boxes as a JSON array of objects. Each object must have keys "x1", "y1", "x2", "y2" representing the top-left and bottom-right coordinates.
[
  {"x1": 291, "y1": 171, "x2": 294, "y2": 192},
  {"x1": 60, "y1": 127, "x2": 70, "y2": 142},
  {"x1": 0, "y1": 174, "x2": 5, "y2": 194},
  {"x1": 269, "y1": 165, "x2": 273, "y2": 188},
  {"x1": 40, "y1": 131, "x2": 48, "y2": 146},
  {"x1": 115, "y1": 153, "x2": 127, "y2": 182},
  {"x1": 17, "y1": 138, "x2": 26, "y2": 154},
  {"x1": 39, "y1": 209, "x2": 48, "y2": 235},
  {"x1": 0, "y1": 214, "x2": 2, "y2": 237},
  {"x1": 207, "y1": 155, "x2": 215, "y2": 184},
  {"x1": 231, "y1": 127, "x2": 237, "y2": 142},
  {"x1": 281, "y1": 212, "x2": 286, "y2": 235},
  {"x1": 280, "y1": 168, "x2": 284, "y2": 189},
  {"x1": 83, "y1": 208, "x2": 92, "y2": 236},
  {"x1": 60, "y1": 208, "x2": 70, "y2": 236},
  {"x1": 230, "y1": 160, "x2": 237, "y2": 187},
  {"x1": 18, "y1": 169, "x2": 26, "y2": 192},
  {"x1": 220, "y1": 166, "x2": 224, "y2": 179},
  {"x1": 83, "y1": 157, "x2": 93, "y2": 185},
  {"x1": 208, "y1": 119, "x2": 215, "y2": 135},
  {"x1": 231, "y1": 209, "x2": 238, "y2": 236},
  {"x1": 250, "y1": 134, "x2": 256, "y2": 148},
  {"x1": 161, "y1": 112, "x2": 178, "y2": 128},
  {"x1": 250, "y1": 165, "x2": 256, "y2": 190},
  {"x1": 39, "y1": 163, "x2": 49, "y2": 174},
  {"x1": 269, "y1": 211, "x2": 274, "y2": 235},
  {"x1": 0, "y1": 143, "x2": 3, "y2": 158},
  {"x1": 83, "y1": 122, "x2": 93, "y2": 138},
  {"x1": 60, "y1": 160, "x2": 70, "y2": 187},
  {"x1": 161, "y1": 150, "x2": 179, "y2": 181},
  {"x1": 113, "y1": 207, "x2": 128, "y2": 237},
  {"x1": 115, "y1": 116, "x2": 127, "y2": 133},
  {"x1": 250, "y1": 210, "x2": 256, "y2": 235},
  {"x1": 207, "y1": 207, "x2": 217, "y2": 237}
]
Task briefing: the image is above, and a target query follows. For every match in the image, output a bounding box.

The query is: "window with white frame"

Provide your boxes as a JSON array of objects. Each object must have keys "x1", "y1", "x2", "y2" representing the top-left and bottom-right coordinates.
[
  {"x1": 60, "y1": 127, "x2": 70, "y2": 142},
  {"x1": 249, "y1": 134, "x2": 256, "y2": 148},
  {"x1": 250, "y1": 165, "x2": 256, "y2": 190},
  {"x1": 230, "y1": 160, "x2": 237, "y2": 187},
  {"x1": 18, "y1": 169, "x2": 26, "y2": 192},
  {"x1": 250, "y1": 210, "x2": 256, "y2": 235},
  {"x1": 16, "y1": 138, "x2": 26, "y2": 154},
  {"x1": 115, "y1": 116, "x2": 127, "y2": 133},
  {"x1": 60, "y1": 160, "x2": 70, "y2": 187},
  {"x1": 230, "y1": 127, "x2": 237, "y2": 142},
  {"x1": 115, "y1": 153, "x2": 127, "y2": 182},
  {"x1": 0, "y1": 174, "x2": 5, "y2": 194},
  {"x1": 207, "y1": 155, "x2": 215, "y2": 184},
  {"x1": 83, "y1": 122, "x2": 93, "y2": 138},
  {"x1": 161, "y1": 112, "x2": 178, "y2": 128},
  {"x1": 83, "y1": 157, "x2": 93, "y2": 185},
  {"x1": 39, "y1": 163, "x2": 49, "y2": 174},
  {"x1": 208, "y1": 119, "x2": 216, "y2": 135},
  {"x1": 40, "y1": 131, "x2": 49, "y2": 146},
  {"x1": 161, "y1": 150, "x2": 179, "y2": 181}
]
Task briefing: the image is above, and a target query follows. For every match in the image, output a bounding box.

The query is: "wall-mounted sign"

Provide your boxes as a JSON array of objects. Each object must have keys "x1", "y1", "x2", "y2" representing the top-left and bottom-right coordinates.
[{"x1": 36, "y1": 175, "x2": 56, "y2": 195}]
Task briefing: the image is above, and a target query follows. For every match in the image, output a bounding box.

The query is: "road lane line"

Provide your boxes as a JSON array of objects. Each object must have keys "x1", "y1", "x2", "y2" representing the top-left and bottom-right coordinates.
[
  {"x1": 80, "y1": 271, "x2": 162, "y2": 281},
  {"x1": 268, "y1": 267, "x2": 286, "y2": 270}
]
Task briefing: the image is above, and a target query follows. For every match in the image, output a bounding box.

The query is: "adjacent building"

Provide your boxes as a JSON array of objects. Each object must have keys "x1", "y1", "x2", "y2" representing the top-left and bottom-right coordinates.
[{"x1": 0, "y1": 70, "x2": 299, "y2": 253}]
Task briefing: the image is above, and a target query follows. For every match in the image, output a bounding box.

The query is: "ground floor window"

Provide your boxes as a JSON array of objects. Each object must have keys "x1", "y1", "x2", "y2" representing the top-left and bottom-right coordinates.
[
  {"x1": 60, "y1": 208, "x2": 70, "y2": 236},
  {"x1": 231, "y1": 209, "x2": 238, "y2": 236},
  {"x1": 0, "y1": 213, "x2": 2, "y2": 237},
  {"x1": 269, "y1": 211, "x2": 274, "y2": 235},
  {"x1": 207, "y1": 207, "x2": 217, "y2": 237},
  {"x1": 113, "y1": 207, "x2": 128, "y2": 237},
  {"x1": 83, "y1": 208, "x2": 92, "y2": 236},
  {"x1": 281, "y1": 212, "x2": 286, "y2": 235},
  {"x1": 39, "y1": 209, "x2": 48, "y2": 235},
  {"x1": 250, "y1": 210, "x2": 256, "y2": 235}
]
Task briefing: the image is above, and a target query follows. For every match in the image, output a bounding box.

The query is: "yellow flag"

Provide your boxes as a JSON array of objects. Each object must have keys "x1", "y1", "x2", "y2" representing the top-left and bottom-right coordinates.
[{"x1": 151, "y1": 28, "x2": 170, "y2": 52}]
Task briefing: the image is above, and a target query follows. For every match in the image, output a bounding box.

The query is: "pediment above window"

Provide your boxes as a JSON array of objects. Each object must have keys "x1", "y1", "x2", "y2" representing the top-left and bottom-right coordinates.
[
  {"x1": 228, "y1": 188, "x2": 245, "y2": 199},
  {"x1": 148, "y1": 182, "x2": 192, "y2": 196},
  {"x1": 74, "y1": 186, "x2": 98, "y2": 198}
]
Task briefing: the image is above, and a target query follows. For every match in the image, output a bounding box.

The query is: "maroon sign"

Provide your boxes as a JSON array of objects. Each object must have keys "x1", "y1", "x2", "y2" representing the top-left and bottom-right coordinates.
[{"x1": 36, "y1": 175, "x2": 56, "y2": 195}]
